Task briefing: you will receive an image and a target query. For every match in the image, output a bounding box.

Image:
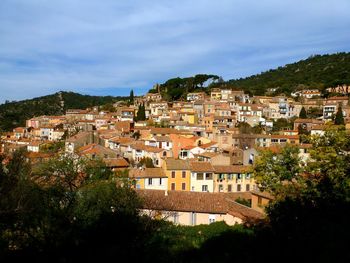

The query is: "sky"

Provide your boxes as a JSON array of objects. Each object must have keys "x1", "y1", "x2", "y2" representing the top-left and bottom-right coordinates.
[{"x1": 0, "y1": 0, "x2": 350, "y2": 103}]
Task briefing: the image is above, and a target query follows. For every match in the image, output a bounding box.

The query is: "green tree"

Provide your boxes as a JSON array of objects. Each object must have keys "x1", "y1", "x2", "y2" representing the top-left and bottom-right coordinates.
[
  {"x1": 253, "y1": 145, "x2": 303, "y2": 196},
  {"x1": 135, "y1": 104, "x2": 146, "y2": 121},
  {"x1": 129, "y1": 89, "x2": 134, "y2": 104},
  {"x1": 299, "y1": 107, "x2": 307, "y2": 118},
  {"x1": 138, "y1": 157, "x2": 154, "y2": 168},
  {"x1": 334, "y1": 106, "x2": 345, "y2": 125}
]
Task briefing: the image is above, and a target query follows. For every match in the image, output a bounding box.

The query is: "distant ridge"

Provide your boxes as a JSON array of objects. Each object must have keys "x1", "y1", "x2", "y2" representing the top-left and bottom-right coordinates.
[{"x1": 0, "y1": 91, "x2": 126, "y2": 131}]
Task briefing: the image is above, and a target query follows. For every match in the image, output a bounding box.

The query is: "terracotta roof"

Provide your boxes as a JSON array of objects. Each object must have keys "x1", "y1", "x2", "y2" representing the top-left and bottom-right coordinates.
[
  {"x1": 137, "y1": 190, "x2": 264, "y2": 220},
  {"x1": 199, "y1": 141, "x2": 218, "y2": 149},
  {"x1": 150, "y1": 127, "x2": 180, "y2": 135},
  {"x1": 190, "y1": 161, "x2": 214, "y2": 172},
  {"x1": 153, "y1": 136, "x2": 172, "y2": 142},
  {"x1": 103, "y1": 158, "x2": 129, "y2": 167},
  {"x1": 165, "y1": 158, "x2": 190, "y2": 170},
  {"x1": 213, "y1": 165, "x2": 252, "y2": 174},
  {"x1": 129, "y1": 168, "x2": 167, "y2": 178},
  {"x1": 131, "y1": 144, "x2": 164, "y2": 153}
]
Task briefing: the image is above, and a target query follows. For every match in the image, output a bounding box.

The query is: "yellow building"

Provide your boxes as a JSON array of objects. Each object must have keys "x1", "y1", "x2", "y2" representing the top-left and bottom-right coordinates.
[
  {"x1": 163, "y1": 158, "x2": 191, "y2": 191},
  {"x1": 213, "y1": 165, "x2": 255, "y2": 193},
  {"x1": 129, "y1": 168, "x2": 168, "y2": 190}
]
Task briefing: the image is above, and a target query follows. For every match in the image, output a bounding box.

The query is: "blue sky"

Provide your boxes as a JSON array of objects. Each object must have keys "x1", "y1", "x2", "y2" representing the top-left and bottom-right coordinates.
[{"x1": 0, "y1": 0, "x2": 350, "y2": 103}]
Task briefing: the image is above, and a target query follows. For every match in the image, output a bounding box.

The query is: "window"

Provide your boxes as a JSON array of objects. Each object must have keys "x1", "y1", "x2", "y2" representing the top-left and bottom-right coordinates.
[
  {"x1": 148, "y1": 178, "x2": 153, "y2": 185},
  {"x1": 182, "y1": 171, "x2": 186, "y2": 178},
  {"x1": 202, "y1": 185, "x2": 208, "y2": 192},
  {"x1": 167, "y1": 142, "x2": 169, "y2": 147},
  {"x1": 182, "y1": 183, "x2": 186, "y2": 190},
  {"x1": 191, "y1": 212, "x2": 197, "y2": 226},
  {"x1": 237, "y1": 184, "x2": 241, "y2": 192},
  {"x1": 159, "y1": 178, "x2": 163, "y2": 185},
  {"x1": 209, "y1": 214, "x2": 216, "y2": 224},
  {"x1": 228, "y1": 185, "x2": 232, "y2": 192},
  {"x1": 191, "y1": 186, "x2": 195, "y2": 191},
  {"x1": 171, "y1": 183, "x2": 175, "y2": 190},
  {"x1": 237, "y1": 173, "x2": 242, "y2": 179},
  {"x1": 227, "y1": 174, "x2": 233, "y2": 180},
  {"x1": 218, "y1": 184, "x2": 223, "y2": 192},
  {"x1": 163, "y1": 151, "x2": 167, "y2": 157},
  {"x1": 197, "y1": 173, "x2": 204, "y2": 180},
  {"x1": 246, "y1": 184, "x2": 250, "y2": 191},
  {"x1": 205, "y1": 173, "x2": 212, "y2": 180},
  {"x1": 246, "y1": 173, "x2": 251, "y2": 180},
  {"x1": 171, "y1": 171, "x2": 176, "y2": 178}
]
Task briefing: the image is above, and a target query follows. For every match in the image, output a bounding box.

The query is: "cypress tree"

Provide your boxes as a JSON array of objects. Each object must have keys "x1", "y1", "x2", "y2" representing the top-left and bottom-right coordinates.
[
  {"x1": 334, "y1": 106, "x2": 345, "y2": 125},
  {"x1": 130, "y1": 89, "x2": 134, "y2": 104},
  {"x1": 299, "y1": 107, "x2": 307, "y2": 118}
]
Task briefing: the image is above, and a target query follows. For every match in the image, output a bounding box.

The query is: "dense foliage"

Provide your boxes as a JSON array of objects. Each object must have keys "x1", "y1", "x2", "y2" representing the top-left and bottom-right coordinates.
[
  {"x1": 228, "y1": 52, "x2": 350, "y2": 95},
  {"x1": 0, "y1": 91, "x2": 127, "y2": 131},
  {"x1": 1, "y1": 127, "x2": 350, "y2": 262},
  {"x1": 153, "y1": 74, "x2": 220, "y2": 101}
]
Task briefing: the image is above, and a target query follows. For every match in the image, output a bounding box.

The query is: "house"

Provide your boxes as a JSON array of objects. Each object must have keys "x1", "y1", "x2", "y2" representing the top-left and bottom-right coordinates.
[
  {"x1": 27, "y1": 141, "x2": 43, "y2": 152},
  {"x1": 129, "y1": 168, "x2": 168, "y2": 190},
  {"x1": 77, "y1": 143, "x2": 119, "y2": 159},
  {"x1": 190, "y1": 162, "x2": 215, "y2": 192},
  {"x1": 187, "y1": 92, "x2": 206, "y2": 102},
  {"x1": 250, "y1": 190, "x2": 274, "y2": 214},
  {"x1": 131, "y1": 143, "x2": 168, "y2": 167},
  {"x1": 65, "y1": 132, "x2": 94, "y2": 153},
  {"x1": 103, "y1": 158, "x2": 129, "y2": 171},
  {"x1": 213, "y1": 165, "x2": 255, "y2": 193},
  {"x1": 162, "y1": 158, "x2": 191, "y2": 191},
  {"x1": 137, "y1": 190, "x2": 264, "y2": 226},
  {"x1": 293, "y1": 118, "x2": 324, "y2": 131}
]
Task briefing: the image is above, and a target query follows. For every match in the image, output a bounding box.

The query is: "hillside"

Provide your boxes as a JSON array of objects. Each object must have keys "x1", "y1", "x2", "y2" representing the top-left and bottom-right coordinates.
[
  {"x1": 227, "y1": 52, "x2": 350, "y2": 95},
  {"x1": 154, "y1": 52, "x2": 350, "y2": 100},
  {"x1": 0, "y1": 91, "x2": 126, "y2": 131}
]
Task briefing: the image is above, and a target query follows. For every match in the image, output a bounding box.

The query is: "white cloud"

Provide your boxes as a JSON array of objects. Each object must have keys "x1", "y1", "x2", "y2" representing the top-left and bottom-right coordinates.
[{"x1": 0, "y1": 0, "x2": 349, "y2": 102}]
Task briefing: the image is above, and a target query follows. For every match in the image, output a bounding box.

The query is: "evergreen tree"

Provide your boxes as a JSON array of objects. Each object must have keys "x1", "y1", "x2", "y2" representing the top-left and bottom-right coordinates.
[
  {"x1": 129, "y1": 90, "x2": 134, "y2": 104},
  {"x1": 299, "y1": 107, "x2": 307, "y2": 118},
  {"x1": 135, "y1": 104, "x2": 146, "y2": 121},
  {"x1": 334, "y1": 106, "x2": 345, "y2": 125}
]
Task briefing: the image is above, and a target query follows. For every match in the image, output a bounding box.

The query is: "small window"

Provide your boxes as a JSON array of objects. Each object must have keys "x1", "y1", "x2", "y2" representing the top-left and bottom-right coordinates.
[
  {"x1": 246, "y1": 184, "x2": 250, "y2": 191},
  {"x1": 237, "y1": 184, "x2": 241, "y2": 192},
  {"x1": 182, "y1": 171, "x2": 186, "y2": 178},
  {"x1": 228, "y1": 185, "x2": 232, "y2": 192},
  {"x1": 172, "y1": 171, "x2": 176, "y2": 178},
  {"x1": 159, "y1": 178, "x2": 162, "y2": 185},
  {"x1": 197, "y1": 173, "x2": 204, "y2": 180},
  {"x1": 182, "y1": 183, "x2": 186, "y2": 190},
  {"x1": 218, "y1": 184, "x2": 223, "y2": 192},
  {"x1": 148, "y1": 178, "x2": 153, "y2": 185},
  {"x1": 202, "y1": 185, "x2": 208, "y2": 192},
  {"x1": 171, "y1": 183, "x2": 175, "y2": 190},
  {"x1": 209, "y1": 214, "x2": 216, "y2": 224}
]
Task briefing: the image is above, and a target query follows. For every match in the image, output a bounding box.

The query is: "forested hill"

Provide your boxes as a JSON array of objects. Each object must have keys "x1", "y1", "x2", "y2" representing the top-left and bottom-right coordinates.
[
  {"x1": 227, "y1": 52, "x2": 350, "y2": 95},
  {"x1": 0, "y1": 91, "x2": 125, "y2": 131},
  {"x1": 154, "y1": 52, "x2": 350, "y2": 100}
]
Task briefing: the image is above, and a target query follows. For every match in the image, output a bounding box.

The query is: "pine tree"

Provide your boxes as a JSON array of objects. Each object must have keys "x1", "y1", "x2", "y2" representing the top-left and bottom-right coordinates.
[
  {"x1": 334, "y1": 106, "x2": 345, "y2": 125},
  {"x1": 299, "y1": 107, "x2": 307, "y2": 118}
]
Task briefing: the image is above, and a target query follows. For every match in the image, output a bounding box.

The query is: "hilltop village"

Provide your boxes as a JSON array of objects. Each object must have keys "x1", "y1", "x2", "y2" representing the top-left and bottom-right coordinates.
[{"x1": 1, "y1": 87, "x2": 350, "y2": 225}]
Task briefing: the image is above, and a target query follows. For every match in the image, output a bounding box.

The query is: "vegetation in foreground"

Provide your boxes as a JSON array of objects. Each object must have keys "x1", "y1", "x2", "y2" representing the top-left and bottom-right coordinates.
[{"x1": 0, "y1": 128, "x2": 350, "y2": 262}]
